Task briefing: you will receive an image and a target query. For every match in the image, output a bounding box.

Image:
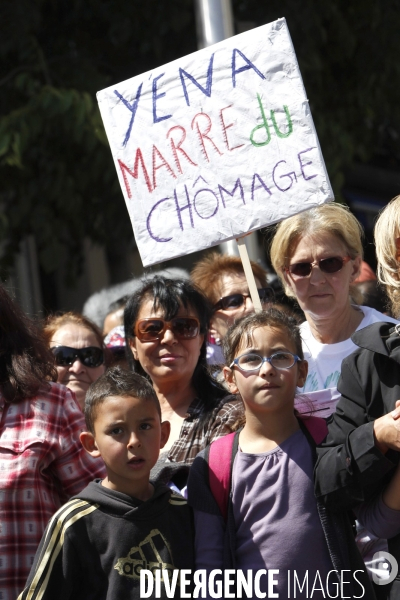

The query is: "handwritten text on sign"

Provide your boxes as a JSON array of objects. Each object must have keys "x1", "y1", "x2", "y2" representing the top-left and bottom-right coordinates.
[{"x1": 97, "y1": 18, "x2": 334, "y2": 267}]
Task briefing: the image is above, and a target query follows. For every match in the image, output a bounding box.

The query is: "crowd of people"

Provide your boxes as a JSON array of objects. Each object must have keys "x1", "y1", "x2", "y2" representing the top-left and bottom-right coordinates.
[{"x1": 1, "y1": 197, "x2": 400, "y2": 599}]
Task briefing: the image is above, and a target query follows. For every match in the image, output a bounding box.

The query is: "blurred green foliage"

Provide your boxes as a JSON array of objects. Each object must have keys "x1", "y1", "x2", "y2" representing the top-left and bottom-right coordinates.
[
  {"x1": 0, "y1": 0, "x2": 399, "y2": 280},
  {"x1": 0, "y1": 0, "x2": 197, "y2": 280}
]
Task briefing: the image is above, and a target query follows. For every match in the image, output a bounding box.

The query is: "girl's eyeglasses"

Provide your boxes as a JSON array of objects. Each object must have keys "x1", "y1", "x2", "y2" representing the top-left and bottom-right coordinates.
[
  {"x1": 51, "y1": 346, "x2": 104, "y2": 368},
  {"x1": 230, "y1": 351, "x2": 301, "y2": 372},
  {"x1": 134, "y1": 317, "x2": 200, "y2": 342},
  {"x1": 285, "y1": 256, "x2": 351, "y2": 279},
  {"x1": 213, "y1": 287, "x2": 274, "y2": 312}
]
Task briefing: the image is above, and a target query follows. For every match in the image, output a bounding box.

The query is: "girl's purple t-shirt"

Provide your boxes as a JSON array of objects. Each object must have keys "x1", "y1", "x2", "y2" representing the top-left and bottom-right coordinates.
[
  {"x1": 232, "y1": 428, "x2": 333, "y2": 597},
  {"x1": 195, "y1": 428, "x2": 335, "y2": 599}
]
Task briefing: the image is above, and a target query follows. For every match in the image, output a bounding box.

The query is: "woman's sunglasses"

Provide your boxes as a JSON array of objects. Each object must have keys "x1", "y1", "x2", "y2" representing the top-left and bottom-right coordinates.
[
  {"x1": 51, "y1": 346, "x2": 104, "y2": 368},
  {"x1": 213, "y1": 287, "x2": 274, "y2": 312},
  {"x1": 134, "y1": 317, "x2": 200, "y2": 342},
  {"x1": 285, "y1": 256, "x2": 352, "y2": 279}
]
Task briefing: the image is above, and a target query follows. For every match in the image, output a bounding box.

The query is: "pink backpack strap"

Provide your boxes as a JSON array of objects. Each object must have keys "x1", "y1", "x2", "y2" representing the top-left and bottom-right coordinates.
[
  {"x1": 208, "y1": 432, "x2": 236, "y2": 520},
  {"x1": 300, "y1": 415, "x2": 328, "y2": 445},
  {"x1": 207, "y1": 419, "x2": 326, "y2": 520}
]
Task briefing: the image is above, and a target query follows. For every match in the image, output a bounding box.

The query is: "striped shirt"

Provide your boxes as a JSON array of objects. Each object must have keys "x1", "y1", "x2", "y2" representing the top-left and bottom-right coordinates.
[{"x1": 17, "y1": 481, "x2": 194, "y2": 600}]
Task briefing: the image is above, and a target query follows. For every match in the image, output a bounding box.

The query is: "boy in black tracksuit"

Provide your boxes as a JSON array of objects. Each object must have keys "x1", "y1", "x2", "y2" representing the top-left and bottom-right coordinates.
[{"x1": 18, "y1": 367, "x2": 194, "y2": 600}]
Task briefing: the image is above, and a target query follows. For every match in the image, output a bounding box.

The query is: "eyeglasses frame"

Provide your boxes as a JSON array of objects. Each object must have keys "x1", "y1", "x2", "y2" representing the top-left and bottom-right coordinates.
[
  {"x1": 133, "y1": 316, "x2": 201, "y2": 342},
  {"x1": 51, "y1": 345, "x2": 104, "y2": 368},
  {"x1": 284, "y1": 255, "x2": 352, "y2": 279},
  {"x1": 213, "y1": 287, "x2": 274, "y2": 312},
  {"x1": 230, "y1": 351, "x2": 301, "y2": 371}
]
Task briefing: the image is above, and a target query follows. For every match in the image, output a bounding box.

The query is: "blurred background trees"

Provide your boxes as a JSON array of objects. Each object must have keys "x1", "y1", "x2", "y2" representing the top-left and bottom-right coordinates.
[{"x1": 0, "y1": 0, "x2": 399, "y2": 311}]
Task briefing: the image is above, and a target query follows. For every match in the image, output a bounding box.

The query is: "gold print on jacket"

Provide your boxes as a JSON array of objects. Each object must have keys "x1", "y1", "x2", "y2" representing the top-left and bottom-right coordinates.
[{"x1": 114, "y1": 528, "x2": 177, "y2": 582}]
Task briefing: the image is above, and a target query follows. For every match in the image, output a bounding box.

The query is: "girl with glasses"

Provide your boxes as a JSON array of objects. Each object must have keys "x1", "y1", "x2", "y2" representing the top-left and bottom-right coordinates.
[
  {"x1": 124, "y1": 276, "x2": 243, "y2": 491},
  {"x1": 187, "y1": 309, "x2": 375, "y2": 599},
  {"x1": 43, "y1": 312, "x2": 107, "y2": 410}
]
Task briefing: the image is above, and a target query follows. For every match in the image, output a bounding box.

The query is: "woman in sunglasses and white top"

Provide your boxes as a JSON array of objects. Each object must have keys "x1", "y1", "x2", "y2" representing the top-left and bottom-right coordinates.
[
  {"x1": 43, "y1": 313, "x2": 107, "y2": 410},
  {"x1": 271, "y1": 202, "x2": 399, "y2": 585},
  {"x1": 270, "y1": 202, "x2": 398, "y2": 418},
  {"x1": 124, "y1": 276, "x2": 243, "y2": 491}
]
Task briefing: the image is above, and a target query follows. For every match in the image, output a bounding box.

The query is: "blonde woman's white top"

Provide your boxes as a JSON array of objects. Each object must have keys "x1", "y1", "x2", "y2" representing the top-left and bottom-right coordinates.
[{"x1": 295, "y1": 306, "x2": 398, "y2": 418}]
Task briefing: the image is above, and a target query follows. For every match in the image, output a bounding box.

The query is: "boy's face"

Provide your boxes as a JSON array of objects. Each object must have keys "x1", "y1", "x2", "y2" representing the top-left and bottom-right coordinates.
[{"x1": 81, "y1": 395, "x2": 170, "y2": 498}]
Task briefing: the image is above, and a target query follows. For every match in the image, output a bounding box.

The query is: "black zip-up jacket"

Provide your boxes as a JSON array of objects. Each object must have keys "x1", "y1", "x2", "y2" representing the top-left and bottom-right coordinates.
[
  {"x1": 315, "y1": 321, "x2": 400, "y2": 599},
  {"x1": 18, "y1": 481, "x2": 194, "y2": 600}
]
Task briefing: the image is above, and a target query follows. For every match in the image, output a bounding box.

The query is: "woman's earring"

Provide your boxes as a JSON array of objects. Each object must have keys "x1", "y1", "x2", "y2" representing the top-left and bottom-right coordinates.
[{"x1": 215, "y1": 337, "x2": 221, "y2": 346}]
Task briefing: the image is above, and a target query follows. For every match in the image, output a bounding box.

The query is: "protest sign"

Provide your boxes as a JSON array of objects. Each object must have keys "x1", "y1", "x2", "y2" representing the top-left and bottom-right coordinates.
[{"x1": 97, "y1": 17, "x2": 334, "y2": 267}]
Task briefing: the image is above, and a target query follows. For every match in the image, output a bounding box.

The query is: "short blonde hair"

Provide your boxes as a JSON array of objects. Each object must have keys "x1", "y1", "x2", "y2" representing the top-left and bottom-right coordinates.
[
  {"x1": 374, "y1": 195, "x2": 400, "y2": 317},
  {"x1": 270, "y1": 203, "x2": 364, "y2": 297}
]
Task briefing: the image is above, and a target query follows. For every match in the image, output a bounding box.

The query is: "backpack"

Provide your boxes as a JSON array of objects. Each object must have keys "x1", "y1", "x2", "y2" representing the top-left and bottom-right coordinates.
[{"x1": 208, "y1": 415, "x2": 328, "y2": 520}]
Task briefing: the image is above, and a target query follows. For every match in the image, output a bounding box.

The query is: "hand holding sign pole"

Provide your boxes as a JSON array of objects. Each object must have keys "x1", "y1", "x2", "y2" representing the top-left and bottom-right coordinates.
[{"x1": 97, "y1": 18, "x2": 333, "y2": 271}]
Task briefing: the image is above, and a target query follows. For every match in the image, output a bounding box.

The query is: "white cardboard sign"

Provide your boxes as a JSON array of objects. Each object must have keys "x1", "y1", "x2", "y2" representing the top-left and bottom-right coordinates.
[{"x1": 97, "y1": 18, "x2": 334, "y2": 267}]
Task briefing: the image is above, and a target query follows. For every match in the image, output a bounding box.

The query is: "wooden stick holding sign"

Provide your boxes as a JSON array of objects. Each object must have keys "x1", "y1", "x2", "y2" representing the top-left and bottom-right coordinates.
[{"x1": 236, "y1": 237, "x2": 263, "y2": 313}]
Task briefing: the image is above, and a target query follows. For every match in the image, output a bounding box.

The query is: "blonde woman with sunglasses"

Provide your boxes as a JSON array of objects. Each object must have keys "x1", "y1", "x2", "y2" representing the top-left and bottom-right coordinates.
[
  {"x1": 270, "y1": 202, "x2": 397, "y2": 418},
  {"x1": 271, "y1": 203, "x2": 399, "y2": 589},
  {"x1": 314, "y1": 200, "x2": 400, "y2": 600},
  {"x1": 123, "y1": 276, "x2": 243, "y2": 491}
]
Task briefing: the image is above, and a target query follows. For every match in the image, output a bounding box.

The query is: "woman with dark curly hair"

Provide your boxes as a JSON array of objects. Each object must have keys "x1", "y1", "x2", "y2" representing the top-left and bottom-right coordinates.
[
  {"x1": 124, "y1": 276, "x2": 243, "y2": 490},
  {"x1": 0, "y1": 287, "x2": 105, "y2": 599}
]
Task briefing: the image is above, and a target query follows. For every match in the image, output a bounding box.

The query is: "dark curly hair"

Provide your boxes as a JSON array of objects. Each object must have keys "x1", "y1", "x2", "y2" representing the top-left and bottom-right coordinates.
[{"x1": 0, "y1": 286, "x2": 57, "y2": 402}]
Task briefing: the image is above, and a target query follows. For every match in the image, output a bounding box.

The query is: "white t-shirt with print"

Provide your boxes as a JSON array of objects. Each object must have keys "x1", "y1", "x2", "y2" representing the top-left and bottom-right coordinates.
[{"x1": 295, "y1": 306, "x2": 398, "y2": 418}]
